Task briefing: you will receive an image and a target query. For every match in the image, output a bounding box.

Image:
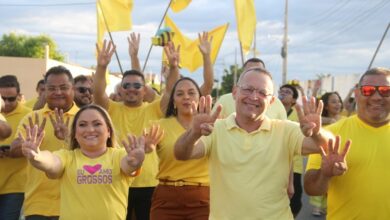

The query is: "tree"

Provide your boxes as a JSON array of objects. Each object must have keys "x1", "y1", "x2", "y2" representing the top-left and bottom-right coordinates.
[
  {"x1": 0, "y1": 33, "x2": 65, "y2": 61},
  {"x1": 212, "y1": 64, "x2": 244, "y2": 97}
]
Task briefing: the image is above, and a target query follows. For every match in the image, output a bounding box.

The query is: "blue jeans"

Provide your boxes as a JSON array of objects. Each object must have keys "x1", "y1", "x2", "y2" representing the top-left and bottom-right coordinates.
[{"x1": 0, "y1": 193, "x2": 24, "y2": 220}]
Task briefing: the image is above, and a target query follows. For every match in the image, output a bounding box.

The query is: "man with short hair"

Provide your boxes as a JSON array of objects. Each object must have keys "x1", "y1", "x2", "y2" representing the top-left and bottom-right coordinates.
[
  {"x1": 0, "y1": 75, "x2": 32, "y2": 220},
  {"x1": 174, "y1": 68, "x2": 344, "y2": 219},
  {"x1": 93, "y1": 40, "x2": 179, "y2": 220},
  {"x1": 278, "y1": 84, "x2": 304, "y2": 217},
  {"x1": 213, "y1": 58, "x2": 287, "y2": 120},
  {"x1": 12, "y1": 65, "x2": 79, "y2": 220},
  {"x1": 73, "y1": 75, "x2": 93, "y2": 107},
  {"x1": 304, "y1": 67, "x2": 390, "y2": 220}
]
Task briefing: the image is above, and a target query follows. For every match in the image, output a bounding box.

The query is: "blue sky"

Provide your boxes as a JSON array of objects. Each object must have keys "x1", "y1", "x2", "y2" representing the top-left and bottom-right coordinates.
[{"x1": 0, "y1": 0, "x2": 389, "y2": 86}]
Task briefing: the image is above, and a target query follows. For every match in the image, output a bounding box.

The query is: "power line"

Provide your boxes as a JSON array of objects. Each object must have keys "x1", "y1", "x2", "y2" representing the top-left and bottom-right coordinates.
[
  {"x1": 0, "y1": 2, "x2": 94, "y2": 7},
  {"x1": 302, "y1": 0, "x2": 352, "y2": 27},
  {"x1": 313, "y1": 0, "x2": 390, "y2": 45},
  {"x1": 290, "y1": 0, "x2": 390, "y2": 51}
]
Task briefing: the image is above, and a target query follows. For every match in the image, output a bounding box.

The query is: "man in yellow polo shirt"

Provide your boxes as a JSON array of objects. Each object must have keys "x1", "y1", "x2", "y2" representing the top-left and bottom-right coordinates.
[
  {"x1": 304, "y1": 67, "x2": 390, "y2": 220},
  {"x1": 175, "y1": 68, "x2": 337, "y2": 219},
  {"x1": 93, "y1": 40, "x2": 179, "y2": 220},
  {"x1": 11, "y1": 66, "x2": 79, "y2": 220},
  {"x1": 0, "y1": 75, "x2": 32, "y2": 220}
]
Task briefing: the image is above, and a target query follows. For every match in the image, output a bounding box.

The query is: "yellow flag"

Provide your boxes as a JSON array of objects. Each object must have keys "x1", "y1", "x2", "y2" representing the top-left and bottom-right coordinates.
[
  {"x1": 97, "y1": 0, "x2": 133, "y2": 45},
  {"x1": 234, "y1": 0, "x2": 256, "y2": 54},
  {"x1": 170, "y1": 0, "x2": 192, "y2": 12},
  {"x1": 165, "y1": 16, "x2": 193, "y2": 48},
  {"x1": 188, "y1": 23, "x2": 229, "y2": 72},
  {"x1": 165, "y1": 16, "x2": 229, "y2": 72}
]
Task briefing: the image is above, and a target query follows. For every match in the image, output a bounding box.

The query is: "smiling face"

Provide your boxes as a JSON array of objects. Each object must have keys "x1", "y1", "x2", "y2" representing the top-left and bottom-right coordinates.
[
  {"x1": 120, "y1": 75, "x2": 146, "y2": 107},
  {"x1": 325, "y1": 93, "x2": 343, "y2": 116},
  {"x1": 75, "y1": 109, "x2": 111, "y2": 151},
  {"x1": 74, "y1": 80, "x2": 93, "y2": 107},
  {"x1": 355, "y1": 73, "x2": 390, "y2": 127},
  {"x1": 233, "y1": 70, "x2": 275, "y2": 121},
  {"x1": 173, "y1": 79, "x2": 200, "y2": 116},
  {"x1": 45, "y1": 73, "x2": 74, "y2": 111}
]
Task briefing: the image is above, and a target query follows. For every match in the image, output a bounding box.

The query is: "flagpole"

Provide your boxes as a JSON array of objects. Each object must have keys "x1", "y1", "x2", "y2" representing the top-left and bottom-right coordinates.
[
  {"x1": 239, "y1": 42, "x2": 244, "y2": 67},
  {"x1": 98, "y1": 0, "x2": 124, "y2": 74},
  {"x1": 142, "y1": 0, "x2": 173, "y2": 72}
]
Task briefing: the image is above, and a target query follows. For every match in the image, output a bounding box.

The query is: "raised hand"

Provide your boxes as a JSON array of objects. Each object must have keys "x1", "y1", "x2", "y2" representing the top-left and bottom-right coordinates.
[
  {"x1": 96, "y1": 40, "x2": 116, "y2": 68},
  {"x1": 164, "y1": 41, "x2": 180, "y2": 68},
  {"x1": 20, "y1": 125, "x2": 45, "y2": 160},
  {"x1": 127, "y1": 32, "x2": 140, "y2": 57},
  {"x1": 191, "y1": 95, "x2": 222, "y2": 137},
  {"x1": 122, "y1": 134, "x2": 145, "y2": 169},
  {"x1": 198, "y1": 31, "x2": 213, "y2": 55},
  {"x1": 49, "y1": 108, "x2": 70, "y2": 141},
  {"x1": 320, "y1": 136, "x2": 351, "y2": 177},
  {"x1": 295, "y1": 96, "x2": 323, "y2": 137},
  {"x1": 25, "y1": 112, "x2": 46, "y2": 135},
  {"x1": 143, "y1": 124, "x2": 164, "y2": 153}
]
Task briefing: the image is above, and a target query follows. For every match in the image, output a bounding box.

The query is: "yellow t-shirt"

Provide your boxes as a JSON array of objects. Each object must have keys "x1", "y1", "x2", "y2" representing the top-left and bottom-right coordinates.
[
  {"x1": 53, "y1": 148, "x2": 133, "y2": 220},
  {"x1": 16, "y1": 104, "x2": 79, "y2": 216},
  {"x1": 213, "y1": 93, "x2": 287, "y2": 120},
  {"x1": 306, "y1": 115, "x2": 390, "y2": 220},
  {"x1": 0, "y1": 103, "x2": 31, "y2": 194},
  {"x1": 156, "y1": 117, "x2": 208, "y2": 183},
  {"x1": 108, "y1": 99, "x2": 163, "y2": 187},
  {"x1": 24, "y1": 97, "x2": 38, "y2": 109},
  {"x1": 201, "y1": 115, "x2": 304, "y2": 220}
]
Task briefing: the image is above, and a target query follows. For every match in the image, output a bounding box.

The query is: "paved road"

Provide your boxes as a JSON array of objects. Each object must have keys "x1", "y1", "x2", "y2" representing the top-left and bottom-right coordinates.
[
  {"x1": 296, "y1": 191, "x2": 325, "y2": 220},
  {"x1": 296, "y1": 158, "x2": 326, "y2": 220}
]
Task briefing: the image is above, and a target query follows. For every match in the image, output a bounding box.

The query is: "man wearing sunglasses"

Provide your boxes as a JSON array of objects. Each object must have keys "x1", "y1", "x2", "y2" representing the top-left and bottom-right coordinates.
[
  {"x1": 0, "y1": 75, "x2": 32, "y2": 220},
  {"x1": 305, "y1": 67, "x2": 390, "y2": 220},
  {"x1": 74, "y1": 75, "x2": 93, "y2": 108},
  {"x1": 94, "y1": 39, "x2": 179, "y2": 220}
]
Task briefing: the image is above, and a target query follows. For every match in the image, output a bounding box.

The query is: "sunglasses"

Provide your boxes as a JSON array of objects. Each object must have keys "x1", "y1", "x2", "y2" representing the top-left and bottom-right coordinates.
[
  {"x1": 76, "y1": 87, "x2": 92, "y2": 94},
  {"x1": 122, "y1": 82, "x2": 144, "y2": 90},
  {"x1": 1, "y1": 96, "x2": 17, "y2": 102},
  {"x1": 360, "y1": 85, "x2": 390, "y2": 97}
]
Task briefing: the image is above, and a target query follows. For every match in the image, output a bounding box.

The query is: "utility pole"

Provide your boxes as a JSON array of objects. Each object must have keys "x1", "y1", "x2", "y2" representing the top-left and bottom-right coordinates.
[
  {"x1": 281, "y1": 0, "x2": 289, "y2": 84},
  {"x1": 368, "y1": 22, "x2": 390, "y2": 70}
]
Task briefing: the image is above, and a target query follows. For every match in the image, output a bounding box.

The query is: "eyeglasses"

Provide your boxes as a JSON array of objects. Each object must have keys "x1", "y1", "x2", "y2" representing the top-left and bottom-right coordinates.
[
  {"x1": 76, "y1": 87, "x2": 92, "y2": 94},
  {"x1": 238, "y1": 86, "x2": 272, "y2": 98},
  {"x1": 122, "y1": 82, "x2": 144, "y2": 90},
  {"x1": 278, "y1": 89, "x2": 293, "y2": 95},
  {"x1": 47, "y1": 86, "x2": 71, "y2": 93},
  {"x1": 1, "y1": 96, "x2": 17, "y2": 102},
  {"x1": 360, "y1": 85, "x2": 390, "y2": 97}
]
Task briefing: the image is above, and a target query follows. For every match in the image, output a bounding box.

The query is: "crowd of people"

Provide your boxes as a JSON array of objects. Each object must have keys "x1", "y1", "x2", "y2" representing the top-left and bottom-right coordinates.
[{"x1": 0, "y1": 32, "x2": 389, "y2": 220}]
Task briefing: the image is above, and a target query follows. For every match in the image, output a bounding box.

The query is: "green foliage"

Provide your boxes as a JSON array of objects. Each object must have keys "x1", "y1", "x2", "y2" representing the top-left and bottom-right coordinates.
[
  {"x1": 216, "y1": 64, "x2": 244, "y2": 96},
  {"x1": 0, "y1": 33, "x2": 65, "y2": 61}
]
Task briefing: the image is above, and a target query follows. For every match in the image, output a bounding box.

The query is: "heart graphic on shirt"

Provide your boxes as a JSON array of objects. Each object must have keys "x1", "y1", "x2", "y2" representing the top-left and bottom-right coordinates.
[{"x1": 83, "y1": 164, "x2": 102, "y2": 175}]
